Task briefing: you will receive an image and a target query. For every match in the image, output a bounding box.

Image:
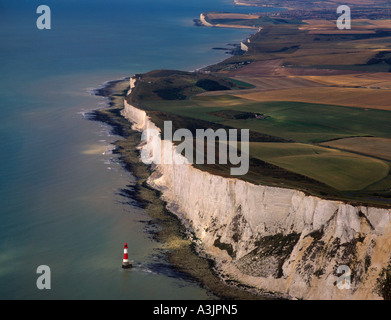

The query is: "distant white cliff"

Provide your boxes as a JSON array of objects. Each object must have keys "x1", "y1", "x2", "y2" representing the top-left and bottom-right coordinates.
[
  {"x1": 121, "y1": 78, "x2": 391, "y2": 300},
  {"x1": 199, "y1": 13, "x2": 214, "y2": 27},
  {"x1": 199, "y1": 13, "x2": 260, "y2": 30},
  {"x1": 240, "y1": 41, "x2": 249, "y2": 52}
]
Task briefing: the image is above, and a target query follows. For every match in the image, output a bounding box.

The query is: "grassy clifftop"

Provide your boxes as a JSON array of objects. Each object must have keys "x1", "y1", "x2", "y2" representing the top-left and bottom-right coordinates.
[
  {"x1": 125, "y1": 67, "x2": 391, "y2": 208},
  {"x1": 128, "y1": 70, "x2": 248, "y2": 102},
  {"x1": 124, "y1": 11, "x2": 391, "y2": 208}
]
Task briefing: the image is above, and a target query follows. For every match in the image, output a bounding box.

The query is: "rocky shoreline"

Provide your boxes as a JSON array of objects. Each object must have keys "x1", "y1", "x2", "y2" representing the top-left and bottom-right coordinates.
[
  {"x1": 85, "y1": 6, "x2": 391, "y2": 298},
  {"x1": 88, "y1": 78, "x2": 279, "y2": 300},
  {"x1": 120, "y1": 76, "x2": 391, "y2": 300}
]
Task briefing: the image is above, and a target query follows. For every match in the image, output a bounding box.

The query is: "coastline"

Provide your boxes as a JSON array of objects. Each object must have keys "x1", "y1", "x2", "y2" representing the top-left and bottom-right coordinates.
[
  {"x1": 83, "y1": 3, "x2": 279, "y2": 300},
  {"x1": 87, "y1": 7, "x2": 391, "y2": 300},
  {"x1": 198, "y1": 13, "x2": 260, "y2": 30},
  {"x1": 88, "y1": 79, "x2": 277, "y2": 300},
  {"x1": 120, "y1": 79, "x2": 391, "y2": 300}
]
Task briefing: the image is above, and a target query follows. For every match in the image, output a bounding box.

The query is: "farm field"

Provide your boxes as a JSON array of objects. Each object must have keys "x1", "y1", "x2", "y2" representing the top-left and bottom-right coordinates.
[
  {"x1": 284, "y1": 51, "x2": 376, "y2": 66},
  {"x1": 248, "y1": 142, "x2": 390, "y2": 191},
  {"x1": 320, "y1": 137, "x2": 391, "y2": 161},
  {"x1": 128, "y1": 12, "x2": 391, "y2": 206},
  {"x1": 142, "y1": 93, "x2": 391, "y2": 192},
  {"x1": 145, "y1": 96, "x2": 391, "y2": 143},
  {"x1": 298, "y1": 73, "x2": 391, "y2": 89},
  {"x1": 299, "y1": 19, "x2": 391, "y2": 35},
  {"x1": 234, "y1": 86, "x2": 391, "y2": 110}
]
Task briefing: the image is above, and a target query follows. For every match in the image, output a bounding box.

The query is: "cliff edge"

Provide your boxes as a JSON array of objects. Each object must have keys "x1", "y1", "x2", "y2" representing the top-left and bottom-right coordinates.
[{"x1": 122, "y1": 78, "x2": 391, "y2": 300}]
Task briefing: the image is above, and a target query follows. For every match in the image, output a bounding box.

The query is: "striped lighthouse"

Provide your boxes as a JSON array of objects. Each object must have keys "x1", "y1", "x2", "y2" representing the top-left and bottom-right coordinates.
[{"x1": 122, "y1": 243, "x2": 132, "y2": 269}]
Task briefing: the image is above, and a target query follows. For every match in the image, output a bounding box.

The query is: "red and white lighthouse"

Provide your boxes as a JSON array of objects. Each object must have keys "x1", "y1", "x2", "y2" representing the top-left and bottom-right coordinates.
[{"x1": 122, "y1": 243, "x2": 132, "y2": 269}]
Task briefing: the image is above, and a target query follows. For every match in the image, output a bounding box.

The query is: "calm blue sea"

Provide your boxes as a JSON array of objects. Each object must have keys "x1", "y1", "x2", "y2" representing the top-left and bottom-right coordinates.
[{"x1": 0, "y1": 0, "x2": 275, "y2": 299}]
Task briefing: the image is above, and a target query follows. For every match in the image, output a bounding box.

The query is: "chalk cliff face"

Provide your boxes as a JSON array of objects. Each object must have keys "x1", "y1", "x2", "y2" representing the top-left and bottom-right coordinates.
[
  {"x1": 122, "y1": 79, "x2": 391, "y2": 300},
  {"x1": 199, "y1": 13, "x2": 214, "y2": 27},
  {"x1": 240, "y1": 42, "x2": 249, "y2": 52}
]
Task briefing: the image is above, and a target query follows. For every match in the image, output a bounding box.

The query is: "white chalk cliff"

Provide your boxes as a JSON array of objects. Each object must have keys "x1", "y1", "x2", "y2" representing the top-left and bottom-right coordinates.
[{"x1": 122, "y1": 78, "x2": 391, "y2": 300}]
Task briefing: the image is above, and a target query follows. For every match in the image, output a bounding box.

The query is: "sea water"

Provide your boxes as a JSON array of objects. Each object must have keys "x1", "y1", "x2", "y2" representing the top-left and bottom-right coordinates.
[{"x1": 0, "y1": 0, "x2": 275, "y2": 299}]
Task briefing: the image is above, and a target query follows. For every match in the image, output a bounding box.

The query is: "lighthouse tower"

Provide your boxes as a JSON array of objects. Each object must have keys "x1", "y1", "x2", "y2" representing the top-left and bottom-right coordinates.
[{"x1": 122, "y1": 243, "x2": 132, "y2": 269}]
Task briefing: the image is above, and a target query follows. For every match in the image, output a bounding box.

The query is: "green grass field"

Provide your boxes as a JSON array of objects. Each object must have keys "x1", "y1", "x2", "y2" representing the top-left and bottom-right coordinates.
[
  {"x1": 128, "y1": 65, "x2": 391, "y2": 205},
  {"x1": 144, "y1": 95, "x2": 391, "y2": 143},
  {"x1": 140, "y1": 95, "x2": 391, "y2": 193},
  {"x1": 248, "y1": 142, "x2": 390, "y2": 191},
  {"x1": 124, "y1": 13, "x2": 391, "y2": 206}
]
